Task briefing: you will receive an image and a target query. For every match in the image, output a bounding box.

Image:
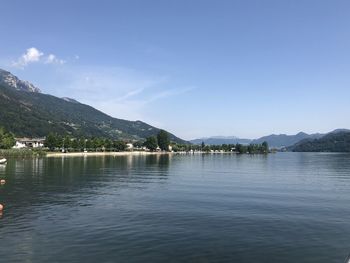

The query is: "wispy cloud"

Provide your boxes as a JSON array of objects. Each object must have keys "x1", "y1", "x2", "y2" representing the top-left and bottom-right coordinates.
[
  {"x1": 12, "y1": 47, "x2": 65, "y2": 68},
  {"x1": 48, "y1": 65, "x2": 194, "y2": 122},
  {"x1": 45, "y1": 54, "x2": 66, "y2": 65}
]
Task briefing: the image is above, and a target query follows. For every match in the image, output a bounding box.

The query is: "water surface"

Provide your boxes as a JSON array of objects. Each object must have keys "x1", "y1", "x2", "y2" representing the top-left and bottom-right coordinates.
[{"x1": 1, "y1": 153, "x2": 350, "y2": 262}]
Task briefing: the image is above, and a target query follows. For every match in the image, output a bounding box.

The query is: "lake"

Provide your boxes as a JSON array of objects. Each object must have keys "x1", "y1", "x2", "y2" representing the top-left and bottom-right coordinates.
[{"x1": 1, "y1": 152, "x2": 350, "y2": 262}]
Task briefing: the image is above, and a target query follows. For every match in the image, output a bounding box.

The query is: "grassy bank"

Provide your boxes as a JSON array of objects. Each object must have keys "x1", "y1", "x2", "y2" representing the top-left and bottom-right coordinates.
[{"x1": 0, "y1": 148, "x2": 47, "y2": 158}]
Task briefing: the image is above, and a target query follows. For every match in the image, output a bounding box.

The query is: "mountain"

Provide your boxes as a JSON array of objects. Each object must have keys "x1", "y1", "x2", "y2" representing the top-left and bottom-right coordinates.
[
  {"x1": 0, "y1": 68, "x2": 41, "y2": 93},
  {"x1": 191, "y1": 132, "x2": 325, "y2": 148},
  {"x1": 251, "y1": 132, "x2": 323, "y2": 148},
  {"x1": 190, "y1": 136, "x2": 251, "y2": 145},
  {"x1": 0, "y1": 68, "x2": 186, "y2": 143},
  {"x1": 289, "y1": 131, "x2": 350, "y2": 152},
  {"x1": 329, "y1": 128, "x2": 350, "y2": 134}
]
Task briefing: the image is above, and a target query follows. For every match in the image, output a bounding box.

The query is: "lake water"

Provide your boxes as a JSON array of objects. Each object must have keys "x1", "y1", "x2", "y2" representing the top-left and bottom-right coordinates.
[{"x1": 1, "y1": 153, "x2": 350, "y2": 263}]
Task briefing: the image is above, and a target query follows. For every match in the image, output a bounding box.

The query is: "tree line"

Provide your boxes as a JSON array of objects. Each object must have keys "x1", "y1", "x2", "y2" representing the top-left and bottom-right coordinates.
[
  {"x1": 0, "y1": 126, "x2": 269, "y2": 154},
  {"x1": 0, "y1": 127, "x2": 15, "y2": 149},
  {"x1": 45, "y1": 129, "x2": 172, "y2": 152},
  {"x1": 143, "y1": 130, "x2": 170, "y2": 151},
  {"x1": 170, "y1": 141, "x2": 269, "y2": 154},
  {"x1": 45, "y1": 133, "x2": 128, "y2": 152}
]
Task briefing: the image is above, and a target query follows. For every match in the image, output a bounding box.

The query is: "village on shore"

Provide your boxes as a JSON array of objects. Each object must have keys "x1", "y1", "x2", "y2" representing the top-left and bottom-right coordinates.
[{"x1": 0, "y1": 128, "x2": 270, "y2": 158}]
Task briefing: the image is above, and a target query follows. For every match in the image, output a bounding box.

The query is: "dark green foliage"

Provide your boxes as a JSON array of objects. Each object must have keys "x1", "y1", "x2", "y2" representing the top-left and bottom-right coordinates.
[
  {"x1": 0, "y1": 127, "x2": 15, "y2": 149},
  {"x1": 44, "y1": 133, "x2": 128, "y2": 152},
  {"x1": 289, "y1": 132, "x2": 350, "y2": 152},
  {"x1": 133, "y1": 141, "x2": 144, "y2": 148},
  {"x1": 203, "y1": 145, "x2": 211, "y2": 152},
  {"x1": 157, "y1": 130, "x2": 170, "y2": 151},
  {"x1": 144, "y1": 136, "x2": 158, "y2": 151},
  {"x1": 63, "y1": 136, "x2": 71, "y2": 149},
  {"x1": 45, "y1": 133, "x2": 57, "y2": 151},
  {"x1": 235, "y1": 144, "x2": 246, "y2": 154},
  {"x1": 113, "y1": 141, "x2": 127, "y2": 152},
  {"x1": 262, "y1": 141, "x2": 269, "y2": 152},
  {"x1": 0, "y1": 83, "x2": 187, "y2": 143},
  {"x1": 238, "y1": 143, "x2": 269, "y2": 154}
]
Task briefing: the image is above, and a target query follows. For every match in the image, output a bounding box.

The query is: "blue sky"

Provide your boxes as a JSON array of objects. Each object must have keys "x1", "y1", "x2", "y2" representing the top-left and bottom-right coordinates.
[{"x1": 1, "y1": 0, "x2": 350, "y2": 140}]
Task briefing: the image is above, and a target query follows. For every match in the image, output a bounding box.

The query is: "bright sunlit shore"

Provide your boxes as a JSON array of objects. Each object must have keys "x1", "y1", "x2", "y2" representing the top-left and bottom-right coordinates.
[{"x1": 45, "y1": 151, "x2": 172, "y2": 157}]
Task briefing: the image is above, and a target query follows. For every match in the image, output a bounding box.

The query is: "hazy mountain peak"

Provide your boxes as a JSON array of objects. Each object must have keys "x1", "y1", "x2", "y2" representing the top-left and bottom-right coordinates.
[
  {"x1": 296, "y1": 132, "x2": 308, "y2": 136},
  {"x1": 0, "y1": 68, "x2": 41, "y2": 93},
  {"x1": 190, "y1": 136, "x2": 251, "y2": 145},
  {"x1": 330, "y1": 128, "x2": 350, "y2": 134}
]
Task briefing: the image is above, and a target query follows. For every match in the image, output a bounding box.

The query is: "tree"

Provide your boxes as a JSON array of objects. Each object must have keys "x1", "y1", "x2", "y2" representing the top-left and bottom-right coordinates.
[
  {"x1": 133, "y1": 141, "x2": 143, "y2": 148},
  {"x1": 201, "y1": 141, "x2": 205, "y2": 151},
  {"x1": 104, "y1": 139, "x2": 112, "y2": 150},
  {"x1": 262, "y1": 141, "x2": 269, "y2": 153},
  {"x1": 144, "y1": 136, "x2": 158, "y2": 151},
  {"x1": 113, "y1": 140, "x2": 127, "y2": 151},
  {"x1": 0, "y1": 128, "x2": 15, "y2": 149},
  {"x1": 203, "y1": 145, "x2": 211, "y2": 152},
  {"x1": 157, "y1": 130, "x2": 170, "y2": 151},
  {"x1": 45, "y1": 133, "x2": 57, "y2": 151},
  {"x1": 236, "y1": 143, "x2": 247, "y2": 154},
  {"x1": 71, "y1": 139, "x2": 79, "y2": 150},
  {"x1": 85, "y1": 139, "x2": 92, "y2": 150},
  {"x1": 63, "y1": 136, "x2": 71, "y2": 149}
]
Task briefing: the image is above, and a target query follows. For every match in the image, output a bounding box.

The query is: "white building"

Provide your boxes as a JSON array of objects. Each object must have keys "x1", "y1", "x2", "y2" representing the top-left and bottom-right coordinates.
[
  {"x1": 13, "y1": 138, "x2": 45, "y2": 149},
  {"x1": 13, "y1": 141, "x2": 26, "y2": 149}
]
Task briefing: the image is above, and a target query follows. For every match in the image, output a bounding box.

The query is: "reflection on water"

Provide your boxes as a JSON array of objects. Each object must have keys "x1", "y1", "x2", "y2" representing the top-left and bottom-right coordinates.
[
  {"x1": 1, "y1": 153, "x2": 350, "y2": 263},
  {"x1": 0, "y1": 154, "x2": 172, "y2": 217}
]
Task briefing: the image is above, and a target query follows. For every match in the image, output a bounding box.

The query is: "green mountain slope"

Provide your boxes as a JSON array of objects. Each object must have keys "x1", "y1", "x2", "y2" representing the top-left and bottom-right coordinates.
[
  {"x1": 289, "y1": 131, "x2": 350, "y2": 152},
  {"x1": 0, "y1": 70, "x2": 186, "y2": 143},
  {"x1": 251, "y1": 132, "x2": 323, "y2": 148}
]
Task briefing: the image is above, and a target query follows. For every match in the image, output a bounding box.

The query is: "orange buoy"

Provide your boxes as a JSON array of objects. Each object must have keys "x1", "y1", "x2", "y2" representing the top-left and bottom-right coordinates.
[
  {"x1": 0, "y1": 179, "x2": 5, "y2": 185},
  {"x1": 0, "y1": 204, "x2": 4, "y2": 211}
]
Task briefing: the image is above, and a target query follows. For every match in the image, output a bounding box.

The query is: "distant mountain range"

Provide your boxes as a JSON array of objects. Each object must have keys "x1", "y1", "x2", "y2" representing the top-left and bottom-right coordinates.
[
  {"x1": 0, "y1": 68, "x2": 186, "y2": 143},
  {"x1": 190, "y1": 136, "x2": 251, "y2": 145},
  {"x1": 1, "y1": 67, "x2": 349, "y2": 151},
  {"x1": 191, "y1": 130, "x2": 350, "y2": 151},
  {"x1": 251, "y1": 132, "x2": 324, "y2": 148},
  {"x1": 191, "y1": 132, "x2": 324, "y2": 148}
]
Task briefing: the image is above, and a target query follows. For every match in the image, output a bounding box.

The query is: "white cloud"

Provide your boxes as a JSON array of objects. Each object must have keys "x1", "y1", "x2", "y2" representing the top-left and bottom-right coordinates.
[
  {"x1": 12, "y1": 47, "x2": 66, "y2": 68},
  {"x1": 45, "y1": 54, "x2": 66, "y2": 65},
  {"x1": 12, "y1": 47, "x2": 43, "y2": 68}
]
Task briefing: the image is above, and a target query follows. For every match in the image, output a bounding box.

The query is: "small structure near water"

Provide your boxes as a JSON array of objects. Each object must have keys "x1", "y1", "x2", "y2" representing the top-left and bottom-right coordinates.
[{"x1": 13, "y1": 138, "x2": 45, "y2": 149}]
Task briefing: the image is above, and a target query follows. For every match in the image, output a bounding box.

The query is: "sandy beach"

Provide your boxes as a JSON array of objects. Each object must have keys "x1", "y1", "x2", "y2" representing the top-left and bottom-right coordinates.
[{"x1": 45, "y1": 151, "x2": 172, "y2": 157}]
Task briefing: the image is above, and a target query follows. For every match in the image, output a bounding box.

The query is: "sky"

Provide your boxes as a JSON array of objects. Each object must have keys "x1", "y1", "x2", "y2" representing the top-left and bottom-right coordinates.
[{"x1": 0, "y1": 0, "x2": 350, "y2": 140}]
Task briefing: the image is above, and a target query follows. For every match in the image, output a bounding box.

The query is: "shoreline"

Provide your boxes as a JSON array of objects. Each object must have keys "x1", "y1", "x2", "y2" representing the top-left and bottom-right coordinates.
[
  {"x1": 46, "y1": 151, "x2": 172, "y2": 157},
  {"x1": 45, "y1": 151, "x2": 244, "y2": 157}
]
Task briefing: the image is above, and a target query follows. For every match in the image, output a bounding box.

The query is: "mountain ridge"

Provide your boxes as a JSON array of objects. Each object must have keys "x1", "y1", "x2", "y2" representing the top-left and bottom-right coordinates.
[
  {"x1": 0, "y1": 68, "x2": 187, "y2": 143},
  {"x1": 190, "y1": 136, "x2": 251, "y2": 145},
  {"x1": 191, "y1": 132, "x2": 325, "y2": 147},
  {"x1": 288, "y1": 131, "x2": 350, "y2": 152},
  {"x1": 0, "y1": 68, "x2": 41, "y2": 93}
]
